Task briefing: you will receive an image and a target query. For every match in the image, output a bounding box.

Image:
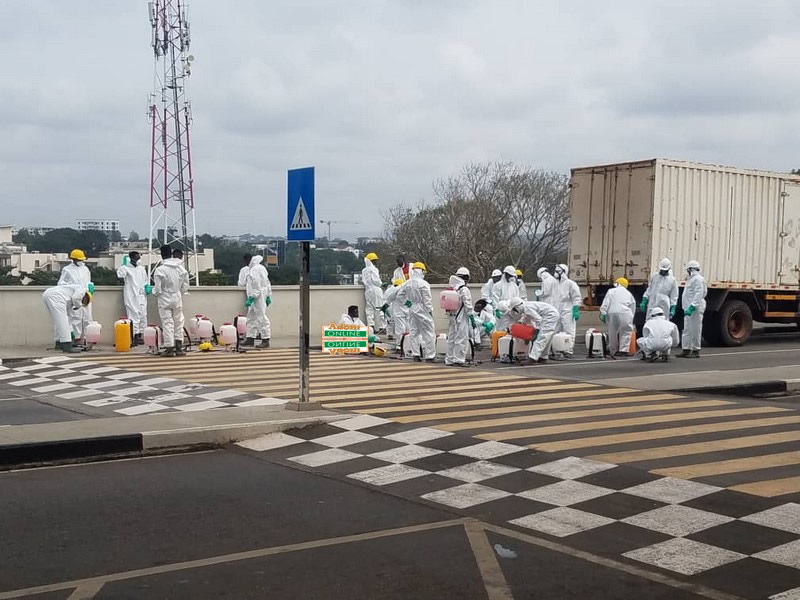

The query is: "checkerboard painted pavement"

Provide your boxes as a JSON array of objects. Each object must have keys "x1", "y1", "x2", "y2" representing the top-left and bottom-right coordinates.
[
  {"x1": 0, "y1": 356, "x2": 282, "y2": 416},
  {"x1": 239, "y1": 415, "x2": 800, "y2": 599}
]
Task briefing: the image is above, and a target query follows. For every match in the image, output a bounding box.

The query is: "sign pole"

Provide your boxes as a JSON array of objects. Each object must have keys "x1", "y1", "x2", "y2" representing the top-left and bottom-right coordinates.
[
  {"x1": 285, "y1": 166, "x2": 319, "y2": 411},
  {"x1": 299, "y1": 241, "x2": 311, "y2": 404}
]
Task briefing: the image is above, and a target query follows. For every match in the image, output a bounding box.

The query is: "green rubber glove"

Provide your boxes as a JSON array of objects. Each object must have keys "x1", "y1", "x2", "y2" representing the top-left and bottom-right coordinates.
[
  {"x1": 266, "y1": 296, "x2": 272, "y2": 307},
  {"x1": 483, "y1": 322, "x2": 494, "y2": 335},
  {"x1": 87, "y1": 282, "x2": 95, "y2": 294},
  {"x1": 382, "y1": 307, "x2": 390, "y2": 318},
  {"x1": 533, "y1": 330, "x2": 539, "y2": 340},
  {"x1": 122, "y1": 255, "x2": 128, "y2": 266},
  {"x1": 368, "y1": 334, "x2": 376, "y2": 344},
  {"x1": 599, "y1": 313, "x2": 607, "y2": 323},
  {"x1": 404, "y1": 300, "x2": 412, "y2": 308},
  {"x1": 572, "y1": 306, "x2": 580, "y2": 321},
  {"x1": 669, "y1": 305, "x2": 677, "y2": 318},
  {"x1": 469, "y1": 314, "x2": 477, "y2": 327},
  {"x1": 639, "y1": 298, "x2": 648, "y2": 312},
  {"x1": 245, "y1": 296, "x2": 254, "y2": 308},
  {"x1": 495, "y1": 309, "x2": 502, "y2": 319},
  {"x1": 685, "y1": 305, "x2": 696, "y2": 317},
  {"x1": 144, "y1": 284, "x2": 152, "y2": 295}
]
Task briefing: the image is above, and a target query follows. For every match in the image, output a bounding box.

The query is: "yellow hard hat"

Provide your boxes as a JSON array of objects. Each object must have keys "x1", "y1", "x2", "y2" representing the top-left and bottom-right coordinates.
[
  {"x1": 615, "y1": 277, "x2": 629, "y2": 288},
  {"x1": 515, "y1": 269, "x2": 523, "y2": 276},
  {"x1": 413, "y1": 261, "x2": 426, "y2": 271},
  {"x1": 366, "y1": 252, "x2": 379, "y2": 261},
  {"x1": 373, "y1": 346, "x2": 386, "y2": 357},
  {"x1": 198, "y1": 341, "x2": 213, "y2": 352},
  {"x1": 69, "y1": 249, "x2": 87, "y2": 261},
  {"x1": 392, "y1": 278, "x2": 404, "y2": 286}
]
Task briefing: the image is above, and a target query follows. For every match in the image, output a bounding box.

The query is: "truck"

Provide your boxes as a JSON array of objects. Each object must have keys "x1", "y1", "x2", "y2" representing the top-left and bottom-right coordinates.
[{"x1": 568, "y1": 158, "x2": 800, "y2": 346}]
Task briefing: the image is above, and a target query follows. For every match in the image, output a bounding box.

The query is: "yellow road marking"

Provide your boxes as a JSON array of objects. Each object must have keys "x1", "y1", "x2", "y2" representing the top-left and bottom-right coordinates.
[
  {"x1": 652, "y1": 451, "x2": 800, "y2": 479},
  {"x1": 530, "y1": 412, "x2": 799, "y2": 452},
  {"x1": 433, "y1": 402, "x2": 740, "y2": 432},
  {"x1": 589, "y1": 430, "x2": 800, "y2": 464},
  {"x1": 386, "y1": 397, "x2": 721, "y2": 422},
  {"x1": 322, "y1": 384, "x2": 607, "y2": 409},
  {"x1": 730, "y1": 476, "x2": 800, "y2": 497}
]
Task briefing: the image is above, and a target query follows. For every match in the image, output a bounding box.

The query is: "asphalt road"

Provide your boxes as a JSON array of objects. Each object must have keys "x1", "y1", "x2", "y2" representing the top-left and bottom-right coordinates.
[{"x1": 0, "y1": 450, "x2": 719, "y2": 600}]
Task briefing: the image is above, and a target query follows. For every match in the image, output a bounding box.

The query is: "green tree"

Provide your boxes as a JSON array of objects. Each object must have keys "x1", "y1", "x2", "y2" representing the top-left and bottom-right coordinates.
[
  {"x1": 89, "y1": 266, "x2": 122, "y2": 286},
  {"x1": 110, "y1": 230, "x2": 123, "y2": 243},
  {"x1": 27, "y1": 228, "x2": 109, "y2": 257},
  {"x1": 198, "y1": 270, "x2": 230, "y2": 286},
  {"x1": 22, "y1": 270, "x2": 60, "y2": 286},
  {"x1": 0, "y1": 267, "x2": 21, "y2": 285},
  {"x1": 128, "y1": 231, "x2": 140, "y2": 241}
]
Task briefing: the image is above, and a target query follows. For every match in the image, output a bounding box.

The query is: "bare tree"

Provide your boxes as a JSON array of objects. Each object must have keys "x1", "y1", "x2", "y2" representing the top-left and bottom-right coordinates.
[{"x1": 383, "y1": 162, "x2": 569, "y2": 283}]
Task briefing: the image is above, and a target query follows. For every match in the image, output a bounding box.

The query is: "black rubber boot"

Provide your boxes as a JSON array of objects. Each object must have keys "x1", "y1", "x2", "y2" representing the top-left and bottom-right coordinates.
[
  {"x1": 60, "y1": 341, "x2": 81, "y2": 354},
  {"x1": 175, "y1": 341, "x2": 186, "y2": 356},
  {"x1": 676, "y1": 349, "x2": 691, "y2": 358},
  {"x1": 243, "y1": 337, "x2": 255, "y2": 347},
  {"x1": 688, "y1": 350, "x2": 700, "y2": 358},
  {"x1": 161, "y1": 346, "x2": 176, "y2": 357},
  {"x1": 262, "y1": 338, "x2": 270, "y2": 348},
  {"x1": 133, "y1": 333, "x2": 144, "y2": 347}
]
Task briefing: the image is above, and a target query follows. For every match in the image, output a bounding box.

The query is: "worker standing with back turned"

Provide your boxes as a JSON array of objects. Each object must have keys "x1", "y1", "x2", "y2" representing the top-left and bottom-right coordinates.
[
  {"x1": 153, "y1": 245, "x2": 190, "y2": 357},
  {"x1": 362, "y1": 252, "x2": 386, "y2": 334},
  {"x1": 600, "y1": 277, "x2": 636, "y2": 356}
]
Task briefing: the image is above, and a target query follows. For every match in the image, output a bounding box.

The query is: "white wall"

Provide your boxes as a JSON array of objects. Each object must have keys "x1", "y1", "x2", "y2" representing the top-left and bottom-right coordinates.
[{"x1": 0, "y1": 283, "x2": 493, "y2": 347}]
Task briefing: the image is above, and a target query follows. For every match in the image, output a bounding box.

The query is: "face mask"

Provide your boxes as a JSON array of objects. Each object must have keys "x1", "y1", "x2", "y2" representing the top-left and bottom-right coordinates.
[{"x1": 659, "y1": 269, "x2": 669, "y2": 276}]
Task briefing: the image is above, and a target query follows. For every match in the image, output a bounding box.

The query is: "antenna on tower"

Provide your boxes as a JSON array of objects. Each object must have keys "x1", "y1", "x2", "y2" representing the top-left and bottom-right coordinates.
[{"x1": 147, "y1": 0, "x2": 200, "y2": 284}]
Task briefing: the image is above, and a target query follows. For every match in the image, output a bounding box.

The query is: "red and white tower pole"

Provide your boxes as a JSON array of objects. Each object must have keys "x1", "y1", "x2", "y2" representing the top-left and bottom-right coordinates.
[{"x1": 147, "y1": 0, "x2": 199, "y2": 284}]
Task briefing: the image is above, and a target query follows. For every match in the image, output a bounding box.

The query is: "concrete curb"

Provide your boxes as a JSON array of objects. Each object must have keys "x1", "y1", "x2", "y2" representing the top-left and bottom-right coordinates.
[
  {"x1": 668, "y1": 378, "x2": 800, "y2": 398},
  {"x1": 0, "y1": 415, "x2": 344, "y2": 471}
]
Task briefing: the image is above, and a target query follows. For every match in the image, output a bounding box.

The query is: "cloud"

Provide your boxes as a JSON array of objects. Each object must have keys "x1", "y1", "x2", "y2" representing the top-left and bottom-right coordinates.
[{"x1": 2, "y1": 0, "x2": 800, "y2": 236}]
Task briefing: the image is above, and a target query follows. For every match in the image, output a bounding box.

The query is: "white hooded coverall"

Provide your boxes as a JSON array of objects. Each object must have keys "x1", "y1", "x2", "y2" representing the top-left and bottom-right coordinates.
[
  {"x1": 643, "y1": 272, "x2": 679, "y2": 320},
  {"x1": 246, "y1": 255, "x2": 272, "y2": 340},
  {"x1": 507, "y1": 300, "x2": 559, "y2": 361},
  {"x1": 471, "y1": 306, "x2": 496, "y2": 346},
  {"x1": 42, "y1": 284, "x2": 88, "y2": 344},
  {"x1": 682, "y1": 271, "x2": 707, "y2": 351},
  {"x1": 600, "y1": 284, "x2": 636, "y2": 354},
  {"x1": 59, "y1": 262, "x2": 92, "y2": 338},
  {"x1": 339, "y1": 314, "x2": 366, "y2": 327},
  {"x1": 361, "y1": 257, "x2": 386, "y2": 331},
  {"x1": 396, "y1": 268, "x2": 435, "y2": 359},
  {"x1": 537, "y1": 270, "x2": 556, "y2": 305},
  {"x1": 445, "y1": 275, "x2": 473, "y2": 365},
  {"x1": 117, "y1": 262, "x2": 148, "y2": 335},
  {"x1": 638, "y1": 315, "x2": 680, "y2": 355},
  {"x1": 153, "y1": 258, "x2": 190, "y2": 347},
  {"x1": 384, "y1": 283, "x2": 408, "y2": 350},
  {"x1": 237, "y1": 265, "x2": 250, "y2": 287},
  {"x1": 553, "y1": 266, "x2": 581, "y2": 351}
]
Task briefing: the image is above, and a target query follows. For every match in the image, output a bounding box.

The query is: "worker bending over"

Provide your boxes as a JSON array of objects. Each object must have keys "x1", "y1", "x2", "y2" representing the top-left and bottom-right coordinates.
[
  {"x1": 600, "y1": 277, "x2": 636, "y2": 356},
  {"x1": 499, "y1": 297, "x2": 559, "y2": 364},
  {"x1": 42, "y1": 284, "x2": 92, "y2": 353},
  {"x1": 471, "y1": 298, "x2": 496, "y2": 349}
]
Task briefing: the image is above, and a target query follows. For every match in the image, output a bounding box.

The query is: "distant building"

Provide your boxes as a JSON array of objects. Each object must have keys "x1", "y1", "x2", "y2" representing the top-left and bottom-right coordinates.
[
  {"x1": 11, "y1": 226, "x2": 56, "y2": 236},
  {"x1": 78, "y1": 219, "x2": 120, "y2": 235},
  {"x1": 356, "y1": 236, "x2": 381, "y2": 246}
]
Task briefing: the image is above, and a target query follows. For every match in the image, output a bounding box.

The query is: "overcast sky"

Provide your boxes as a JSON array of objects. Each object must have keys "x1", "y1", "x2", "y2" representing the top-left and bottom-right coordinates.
[{"x1": 2, "y1": 1, "x2": 799, "y2": 238}]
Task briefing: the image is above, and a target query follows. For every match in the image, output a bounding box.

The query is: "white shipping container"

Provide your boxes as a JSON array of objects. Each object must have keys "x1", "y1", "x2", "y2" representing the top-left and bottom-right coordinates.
[{"x1": 568, "y1": 159, "x2": 800, "y2": 290}]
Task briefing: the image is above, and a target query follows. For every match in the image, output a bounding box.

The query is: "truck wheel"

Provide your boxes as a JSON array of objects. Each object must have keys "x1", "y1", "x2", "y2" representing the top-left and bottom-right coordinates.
[{"x1": 717, "y1": 300, "x2": 753, "y2": 346}]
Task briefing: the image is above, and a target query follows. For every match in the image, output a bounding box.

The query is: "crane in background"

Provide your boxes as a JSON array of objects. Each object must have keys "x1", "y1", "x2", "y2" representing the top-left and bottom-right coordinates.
[{"x1": 319, "y1": 220, "x2": 360, "y2": 248}]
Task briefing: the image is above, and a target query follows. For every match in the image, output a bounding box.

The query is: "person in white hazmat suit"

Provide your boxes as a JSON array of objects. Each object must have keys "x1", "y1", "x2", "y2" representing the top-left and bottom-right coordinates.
[
  {"x1": 361, "y1": 252, "x2": 387, "y2": 333},
  {"x1": 42, "y1": 284, "x2": 92, "y2": 353},
  {"x1": 388, "y1": 254, "x2": 411, "y2": 339},
  {"x1": 515, "y1": 269, "x2": 528, "y2": 300},
  {"x1": 678, "y1": 260, "x2": 707, "y2": 358},
  {"x1": 396, "y1": 262, "x2": 436, "y2": 361},
  {"x1": 445, "y1": 267, "x2": 474, "y2": 367},
  {"x1": 637, "y1": 307, "x2": 679, "y2": 361},
  {"x1": 383, "y1": 278, "x2": 408, "y2": 351},
  {"x1": 58, "y1": 249, "x2": 93, "y2": 342},
  {"x1": 153, "y1": 245, "x2": 190, "y2": 357},
  {"x1": 552, "y1": 264, "x2": 581, "y2": 355},
  {"x1": 471, "y1": 298, "x2": 496, "y2": 349},
  {"x1": 237, "y1": 253, "x2": 252, "y2": 287},
  {"x1": 495, "y1": 266, "x2": 521, "y2": 302},
  {"x1": 641, "y1": 258, "x2": 679, "y2": 320},
  {"x1": 535, "y1": 267, "x2": 556, "y2": 304},
  {"x1": 600, "y1": 277, "x2": 636, "y2": 356},
  {"x1": 117, "y1": 251, "x2": 149, "y2": 346},
  {"x1": 481, "y1": 269, "x2": 503, "y2": 307},
  {"x1": 244, "y1": 255, "x2": 272, "y2": 347},
  {"x1": 499, "y1": 297, "x2": 560, "y2": 363},
  {"x1": 339, "y1": 305, "x2": 366, "y2": 327}
]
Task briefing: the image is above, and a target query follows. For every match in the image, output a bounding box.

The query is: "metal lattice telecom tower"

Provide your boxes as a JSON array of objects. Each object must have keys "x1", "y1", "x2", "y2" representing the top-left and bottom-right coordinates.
[{"x1": 147, "y1": 0, "x2": 199, "y2": 283}]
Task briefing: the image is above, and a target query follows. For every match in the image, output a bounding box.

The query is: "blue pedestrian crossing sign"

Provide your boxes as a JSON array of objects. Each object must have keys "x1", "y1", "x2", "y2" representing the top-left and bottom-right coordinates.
[{"x1": 287, "y1": 167, "x2": 315, "y2": 242}]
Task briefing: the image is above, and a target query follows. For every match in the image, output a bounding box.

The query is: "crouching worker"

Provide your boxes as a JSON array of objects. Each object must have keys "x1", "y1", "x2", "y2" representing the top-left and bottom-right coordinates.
[
  {"x1": 471, "y1": 298, "x2": 496, "y2": 349},
  {"x1": 499, "y1": 297, "x2": 559, "y2": 364},
  {"x1": 42, "y1": 284, "x2": 92, "y2": 353},
  {"x1": 637, "y1": 307, "x2": 679, "y2": 362}
]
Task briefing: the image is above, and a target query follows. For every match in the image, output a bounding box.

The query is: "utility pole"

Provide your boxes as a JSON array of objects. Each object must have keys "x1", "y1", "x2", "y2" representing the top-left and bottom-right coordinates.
[{"x1": 147, "y1": 0, "x2": 199, "y2": 283}]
